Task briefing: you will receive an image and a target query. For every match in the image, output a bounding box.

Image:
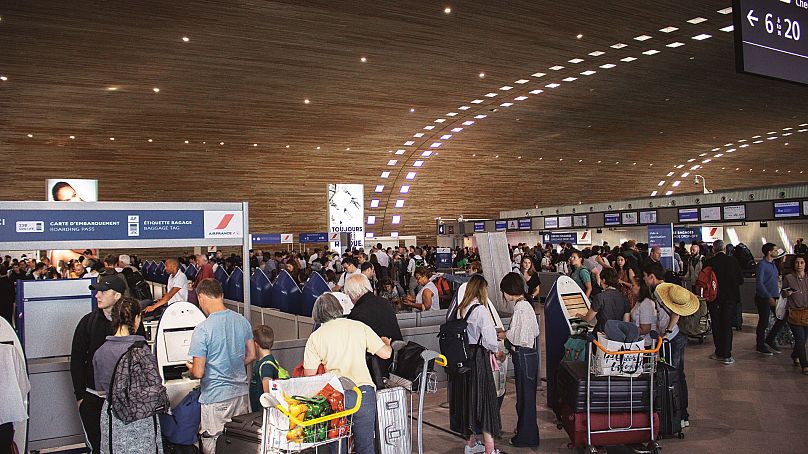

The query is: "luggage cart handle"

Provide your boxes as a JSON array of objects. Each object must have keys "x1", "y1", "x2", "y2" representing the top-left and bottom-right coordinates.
[
  {"x1": 269, "y1": 386, "x2": 363, "y2": 427},
  {"x1": 434, "y1": 354, "x2": 447, "y2": 367},
  {"x1": 591, "y1": 336, "x2": 663, "y2": 355}
]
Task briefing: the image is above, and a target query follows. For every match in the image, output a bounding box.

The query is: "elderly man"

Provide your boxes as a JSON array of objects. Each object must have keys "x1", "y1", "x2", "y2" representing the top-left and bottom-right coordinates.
[{"x1": 194, "y1": 254, "x2": 215, "y2": 288}]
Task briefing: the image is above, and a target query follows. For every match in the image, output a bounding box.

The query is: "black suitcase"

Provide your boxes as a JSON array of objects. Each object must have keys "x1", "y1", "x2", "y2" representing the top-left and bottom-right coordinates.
[
  {"x1": 656, "y1": 362, "x2": 684, "y2": 439},
  {"x1": 215, "y1": 412, "x2": 262, "y2": 454},
  {"x1": 555, "y1": 361, "x2": 652, "y2": 413}
]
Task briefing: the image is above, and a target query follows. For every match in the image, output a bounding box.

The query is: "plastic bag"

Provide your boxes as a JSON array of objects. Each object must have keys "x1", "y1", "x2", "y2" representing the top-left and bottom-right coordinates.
[{"x1": 776, "y1": 296, "x2": 788, "y2": 321}]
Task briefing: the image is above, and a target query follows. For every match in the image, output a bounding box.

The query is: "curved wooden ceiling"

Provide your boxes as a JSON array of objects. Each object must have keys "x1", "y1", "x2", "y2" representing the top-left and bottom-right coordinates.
[{"x1": 1, "y1": 0, "x2": 807, "y2": 240}]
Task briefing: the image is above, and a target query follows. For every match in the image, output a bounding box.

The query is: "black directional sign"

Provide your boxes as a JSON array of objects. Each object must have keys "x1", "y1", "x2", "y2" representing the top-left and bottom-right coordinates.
[{"x1": 733, "y1": 0, "x2": 808, "y2": 85}]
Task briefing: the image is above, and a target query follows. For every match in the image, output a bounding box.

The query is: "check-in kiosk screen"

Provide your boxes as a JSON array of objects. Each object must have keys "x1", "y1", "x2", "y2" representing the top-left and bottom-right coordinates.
[
  {"x1": 163, "y1": 328, "x2": 195, "y2": 363},
  {"x1": 561, "y1": 293, "x2": 588, "y2": 318}
]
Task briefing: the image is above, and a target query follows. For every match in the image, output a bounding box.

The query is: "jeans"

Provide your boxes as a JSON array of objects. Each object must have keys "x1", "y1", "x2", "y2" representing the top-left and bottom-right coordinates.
[
  {"x1": 329, "y1": 385, "x2": 376, "y2": 454},
  {"x1": 756, "y1": 296, "x2": 787, "y2": 349},
  {"x1": 668, "y1": 333, "x2": 689, "y2": 421},
  {"x1": 510, "y1": 347, "x2": 540, "y2": 447},
  {"x1": 79, "y1": 393, "x2": 105, "y2": 454},
  {"x1": 790, "y1": 323, "x2": 808, "y2": 368},
  {"x1": 708, "y1": 299, "x2": 737, "y2": 358}
]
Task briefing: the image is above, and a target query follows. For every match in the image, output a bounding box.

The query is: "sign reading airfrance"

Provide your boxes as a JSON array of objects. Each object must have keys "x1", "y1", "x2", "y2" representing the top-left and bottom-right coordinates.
[
  {"x1": 0, "y1": 209, "x2": 244, "y2": 243},
  {"x1": 648, "y1": 224, "x2": 674, "y2": 270}
]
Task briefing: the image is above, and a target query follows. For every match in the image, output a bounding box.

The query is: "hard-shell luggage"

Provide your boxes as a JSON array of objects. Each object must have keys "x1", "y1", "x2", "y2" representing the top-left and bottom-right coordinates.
[
  {"x1": 214, "y1": 412, "x2": 262, "y2": 454},
  {"x1": 556, "y1": 402, "x2": 659, "y2": 448},
  {"x1": 656, "y1": 362, "x2": 683, "y2": 439},
  {"x1": 555, "y1": 361, "x2": 652, "y2": 413},
  {"x1": 375, "y1": 387, "x2": 410, "y2": 454}
]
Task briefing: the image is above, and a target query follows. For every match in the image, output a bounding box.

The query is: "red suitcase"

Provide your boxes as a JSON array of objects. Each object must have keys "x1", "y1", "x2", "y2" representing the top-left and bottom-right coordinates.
[{"x1": 556, "y1": 402, "x2": 659, "y2": 449}]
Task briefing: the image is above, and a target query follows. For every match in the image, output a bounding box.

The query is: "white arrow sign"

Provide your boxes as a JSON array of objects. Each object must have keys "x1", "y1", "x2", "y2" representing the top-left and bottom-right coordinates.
[{"x1": 747, "y1": 10, "x2": 759, "y2": 27}]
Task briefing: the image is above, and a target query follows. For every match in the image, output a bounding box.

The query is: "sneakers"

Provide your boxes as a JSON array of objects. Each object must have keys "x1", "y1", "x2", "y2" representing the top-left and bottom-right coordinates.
[
  {"x1": 680, "y1": 419, "x2": 690, "y2": 429},
  {"x1": 464, "y1": 441, "x2": 485, "y2": 454},
  {"x1": 709, "y1": 354, "x2": 723, "y2": 362},
  {"x1": 721, "y1": 357, "x2": 736, "y2": 365},
  {"x1": 794, "y1": 358, "x2": 801, "y2": 367},
  {"x1": 756, "y1": 346, "x2": 774, "y2": 356},
  {"x1": 765, "y1": 342, "x2": 782, "y2": 354}
]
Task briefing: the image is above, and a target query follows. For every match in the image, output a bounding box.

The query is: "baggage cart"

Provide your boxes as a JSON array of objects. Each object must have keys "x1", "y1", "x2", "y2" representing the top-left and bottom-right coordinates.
[
  {"x1": 581, "y1": 334, "x2": 664, "y2": 454},
  {"x1": 258, "y1": 376, "x2": 362, "y2": 453}
]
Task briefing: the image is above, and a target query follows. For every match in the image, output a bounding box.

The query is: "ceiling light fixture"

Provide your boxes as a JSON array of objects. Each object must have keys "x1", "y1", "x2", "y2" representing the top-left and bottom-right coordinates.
[
  {"x1": 634, "y1": 35, "x2": 652, "y2": 41},
  {"x1": 26, "y1": 133, "x2": 33, "y2": 138},
  {"x1": 687, "y1": 17, "x2": 707, "y2": 24},
  {"x1": 478, "y1": 72, "x2": 485, "y2": 78},
  {"x1": 620, "y1": 57, "x2": 637, "y2": 62},
  {"x1": 660, "y1": 26, "x2": 679, "y2": 33},
  {"x1": 444, "y1": 6, "x2": 451, "y2": 14},
  {"x1": 611, "y1": 43, "x2": 628, "y2": 49},
  {"x1": 303, "y1": 98, "x2": 310, "y2": 104},
  {"x1": 147, "y1": 139, "x2": 153, "y2": 142},
  {"x1": 152, "y1": 88, "x2": 160, "y2": 93},
  {"x1": 589, "y1": 51, "x2": 605, "y2": 56},
  {"x1": 360, "y1": 56, "x2": 367, "y2": 63},
  {"x1": 720, "y1": 25, "x2": 734, "y2": 32},
  {"x1": 692, "y1": 34, "x2": 712, "y2": 40},
  {"x1": 0, "y1": 76, "x2": 7, "y2": 81},
  {"x1": 182, "y1": 36, "x2": 190, "y2": 42},
  {"x1": 109, "y1": 137, "x2": 115, "y2": 141},
  {"x1": 69, "y1": 135, "x2": 75, "y2": 139},
  {"x1": 576, "y1": 34, "x2": 583, "y2": 39}
]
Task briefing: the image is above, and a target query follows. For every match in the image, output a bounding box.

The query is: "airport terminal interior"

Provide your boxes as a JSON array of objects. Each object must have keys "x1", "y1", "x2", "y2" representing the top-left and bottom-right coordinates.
[{"x1": 1, "y1": 1, "x2": 808, "y2": 453}]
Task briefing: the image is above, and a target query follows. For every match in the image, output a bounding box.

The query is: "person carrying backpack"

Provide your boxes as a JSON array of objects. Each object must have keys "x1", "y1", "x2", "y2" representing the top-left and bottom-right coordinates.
[
  {"x1": 249, "y1": 325, "x2": 288, "y2": 412},
  {"x1": 92, "y1": 297, "x2": 168, "y2": 454},
  {"x1": 703, "y1": 240, "x2": 744, "y2": 364},
  {"x1": 445, "y1": 274, "x2": 504, "y2": 454}
]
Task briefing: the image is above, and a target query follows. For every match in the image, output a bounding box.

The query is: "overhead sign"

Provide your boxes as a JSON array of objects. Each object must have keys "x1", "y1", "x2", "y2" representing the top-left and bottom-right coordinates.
[
  {"x1": 507, "y1": 219, "x2": 519, "y2": 230},
  {"x1": 577, "y1": 230, "x2": 592, "y2": 245},
  {"x1": 252, "y1": 233, "x2": 281, "y2": 245},
  {"x1": 678, "y1": 208, "x2": 699, "y2": 223},
  {"x1": 327, "y1": 183, "x2": 364, "y2": 250},
  {"x1": 648, "y1": 224, "x2": 674, "y2": 270},
  {"x1": 300, "y1": 233, "x2": 328, "y2": 243},
  {"x1": 0, "y1": 209, "x2": 245, "y2": 243},
  {"x1": 733, "y1": 0, "x2": 808, "y2": 85},
  {"x1": 281, "y1": 233, "x2": 293, "y2": 244},
  {"x1": 701, "y1": 226, "x2": 725, "y2": 243},
  {"x1": 604, "y1": 213, "x2": 620, "y2": 226},
  {"x1": 519, "y1": 218, "x2": 532, "y2": 230},
  {"x1": 774, "y1": 201, "x2": 801, "y2": 218},
  {"x1": 495, "y1": 220, "x2": 507, "y2": 231},
  {"x1": 474, "y1": 222, "x2": 485, "y2": 233}
]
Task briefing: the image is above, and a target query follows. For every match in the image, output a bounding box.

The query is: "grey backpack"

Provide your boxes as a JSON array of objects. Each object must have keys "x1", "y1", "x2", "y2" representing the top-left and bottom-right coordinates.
[{"x1": 107, "y1": 341, "x2": 169, "y2": 425}]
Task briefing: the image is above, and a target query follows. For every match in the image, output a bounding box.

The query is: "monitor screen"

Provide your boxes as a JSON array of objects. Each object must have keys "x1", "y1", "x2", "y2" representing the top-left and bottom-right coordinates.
[
  {"x1": 723, "y1": 204, "x2": 746, "y2": 220},
  {"x1": 543, "y1": 217, "x2": 557, "y2": 229},
  {"x1": 561, "y1": 293, "x2": 588, "y2": 318},
  {"x1": 558, "y1": 216, "x2": 572, "y2": 228},
  {"x1": 604, "y1": 213, "x2": 620, "y2": 226},
  {"x1": 163, "y1": 328, "x2": 195, "y2": 363},
  {"x1": 519, "y1": 218, "x2": 532, "y2": 230},
  {"x1": 678, "y1": 208, "x2": 699, "y2": 223},
  {"x1": 622, "y1": 212, "x2": 638, "y2": 225},
  {"x1": 573, "y1": 215, "x2": 587, "y2": 227},
  {"x1": 700, "y1": 206, "x2": 722, "y2": 222},
  {"x1": 495, "y1": 220, "x2": 507, "y2": 231},
  {"x1": 639, "y1": 210, "x2": 657, "y2": 224},
  {"x1": 774, "y1": 201, "x2": 801, "y2": 218}
]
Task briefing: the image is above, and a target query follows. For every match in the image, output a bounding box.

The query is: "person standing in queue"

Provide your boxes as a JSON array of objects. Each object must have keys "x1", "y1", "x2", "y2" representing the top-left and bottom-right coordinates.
[
  {"x1": 756, "y1": 243, "x2": 786, "y2": 355},
  {"x1": 193, "y1": 254, "x2": 215, "y2": 289},
  {"x1": 186, "y1": 279, "x2": 255, "y2": 454},
  {"x1": 401, "y1": 266, "x2": 440, "y2": 311},
  {"x1": 448, "y1": 274, "x2": 503, "y2": 454},
  {"x1": 304, "y1": 293, "x2": 393, "y2": 454},
  {"x1": 703, "y1": 240, "x2": 744, "y2": 365},
  {"x1": 70, "y1": 275, "x2": 126, "y2": 454},
  {"x1": 498, "y1": 273, "x2": 540, "y2": 448}
]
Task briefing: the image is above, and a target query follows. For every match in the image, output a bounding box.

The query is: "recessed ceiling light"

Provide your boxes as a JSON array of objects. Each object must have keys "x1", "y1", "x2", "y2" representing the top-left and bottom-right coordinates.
[
  {"x1": 451, "y1": 127, "x2": 463, "y2": 133},
  {"x1": 580, "y1": 70, "x2": 597, "y2": 76},
  {"x1": 413, "y1": 133, "x2": 424, "y2": 138},
  {"x1": 514, "y1": 96, "x2": 528, "y2": 101},
  {"x1": 381, "y1": 171, "x2": 390, "y2": 179},
  {"x1": 720, "y1": 25, "x2": 734, "y2": 32},
  {"x1": 395, "y1": 200, "x2": 405, "y2": 208},
  {"x1": 26, "y1": 133, "x2": 33, "y2": 138},
  {"x1": 499, "y1": 86, "x2": 513, "y2": 91},
  {"x1": 611, "y1": 43, "x2": 628, "y2": 49},
  {"x1": 692, "y1": 34, "x2": 712, "y2": 40},
  {"x1": 495, "y1": 155, "x2": 499, "y2": 158},
  {"x1": 568, "y1": 58, "x2": 584, "y2": 64},
  {"x1": 285, "y1": 145, "x2": 290, "y2": 148},
  {"x1": 599, "y1": 63, "x2": 616, "y2": 69},
  {"x1": 184, "y1": 140, "x2": 189, "y2": 144},
  {"x1": 423, "y1": 125, "x2": 434, "y2": 130},
  {"x1": 316, "y1": 146, "x2": 321, "y2": 150},
  {"x1": 620, "y1": 57, "x2": 637, "y2": 62},
  {"x1": 717, "y1": 7, "x2": 732, "y2": 14},
  {"x1": 672, "y1": 181, "x2": 681, "y2": 187},
  {"x1": 0, "y1": 76, "x2": 7, "y2": 81},
  {"x1": 634, "y1": 35, "x2": 652, "y2": 41},
  {"x1": 589, "y1": 51, "x2": 605, "y2": 57},
  {"x1": 529, "y1": 89, "x2": 544, "y2": 94},
  {"x1": 458, "y1": 106, "x2": 470, "y2": 110},
  {"x1": 147, "y1": 138, "x2": 153, "y2": 142},
  {"x1": 576, "y1": 33, "x2": 583, "y2": 39},
  {"x1": 462, "y1": 120, "x2": 475, "y2": 126},
  {"x1": 107, "y1": 87, "x2": 117, "y2": 91},
  {"x1": 642, "y1": 49, "x2": 660, "y2": 55},
  {"x1": 562, "y1": 77, "x2": 577, "y2": 82},
  {"x1": 367, "y1": 216, "x2": 376, "y2": 225},
  {"x1": 658, "y1": 180, "x2": 666, "y2": 186},
  {"x1": 549, "y1": 65, "x2": 565, "y2": 71},
  {"x1": 370, "y1": 199, "x2": 380, "y2": 208},
  {"x1": 518, "y1": 156, "x2": 522, "y2": 159},
  {"x1": 666, "y1": 171, "x2": 675, "y2": 177},
  {"x1": 413, "y1": 160, "x2": 424, "y2": 167},
  {"x1": 484, "y1": 92, "x2": 498, "y2": 97},
  {"x1": 444, "y1": 6, "x2": 451, "y2": 14},
  {"x1": 303, "y1": 98, "x2": 310, "y2": 104},
  {"x1": 687, "y1": 17, "x2": 707, "y2": 24},
  {"x1": 360, "y1": 56, "x2": 367, "y2": 63},
  {"x1": 660, "y1": 26, "x2": 679, "y2": 33},
  {"x1": 545, "y1": 83, "x2": 561, "y2": 88},
  {"x1": 478, "y1": 72, "x2": 485, "y2": 78},
  {"x1": 514, "y1": 79, "x2": 529, "y2": 84},
  {"x1": 400, "y1": 185, "x2": 410, "y2": 193},
  {"x1": 109, "y1": 137, "x2": 115, "y2": 141},
  {"x1": 182, "y1": 36, "x2": 190, "y2": 42},
  {"x1": 375, "y1": 185, "x2": 384, "y2": 192},
  {"x1": 387, "y1": 159, "x2": 397, "y2": 166},
  {"x1": 219, "y1": 141, "x2": 224, "y2": 145},
  {"x1": 474, "y1": 114, "x2": 487, "y2": 119},
  {"x1": 440, "y1": 134, "x2": 452, "y2": 140},
  {"x1": 404, "y1": 140, "x2": 415, "y2": 146},
  {"x1": 152, "y1": 88, "x2": 160, "y2": 93},
  {"x1": 253, "y1": 143, "x2": 258, "y2": 147},
  {"x1": 531, "y1": 72, "x2": 546, "y2": 78},
  {"x1": 650, "y1": 191, "x2": 658, "y2": 197},
  {"x1": 405, "y1": 172, "x2": 416, "y2": 180},
  {"x1": 395, "y1": 149, "x2": 405, "y2": 154},
  {"x1": 430, "y1": 142, "x2": 442, "y2": 148},
  {"x1": 471, "y1": 99, "x2": 484, "y2": 104},
  {"x1": 500, "y1": 102, "x2": 513, "y2": 107},
  {"x1": 69, "y1": 135, "x2": 75, "y2": 139},
  {"x1": 421, "y1": 150, "x2": 432, "y2": 157},
  {"x1": 434, "y1": 118, "x2": 446, "y2": 123},
  {"x1": 665, "y1": 190, "x2": 673, "y2": 196},
  {"x1": 666, "y1": 42, "x2": 685, "y2": 48}
]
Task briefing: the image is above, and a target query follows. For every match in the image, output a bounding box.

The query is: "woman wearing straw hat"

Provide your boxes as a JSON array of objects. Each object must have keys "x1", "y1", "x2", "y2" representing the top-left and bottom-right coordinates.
[{"x1": 643, "y1": 262, "x2": 700, "y2": 429}]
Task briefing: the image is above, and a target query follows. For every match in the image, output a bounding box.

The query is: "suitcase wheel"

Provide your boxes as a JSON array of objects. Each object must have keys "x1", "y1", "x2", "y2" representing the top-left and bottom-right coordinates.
[
  {"x1": 556, "y1": 422, "x2": 563, "y2": 430},
  {"x1": 677, "y1": 432, "x2": 685, "y2": 439},
  {"x1": 588, "y1": 446, "x2": 599, "y2": 454}
]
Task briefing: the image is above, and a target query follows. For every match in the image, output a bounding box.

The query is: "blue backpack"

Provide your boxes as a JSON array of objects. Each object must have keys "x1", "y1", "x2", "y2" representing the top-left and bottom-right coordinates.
[{"x1": 160, "y1": 388, "x2": 201, "y2": 445}]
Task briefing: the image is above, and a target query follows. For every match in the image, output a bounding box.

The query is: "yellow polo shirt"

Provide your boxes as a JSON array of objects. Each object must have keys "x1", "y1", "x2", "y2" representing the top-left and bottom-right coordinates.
[{"x1": 303, "y1": 318, "x2": 385, "y2": 388}]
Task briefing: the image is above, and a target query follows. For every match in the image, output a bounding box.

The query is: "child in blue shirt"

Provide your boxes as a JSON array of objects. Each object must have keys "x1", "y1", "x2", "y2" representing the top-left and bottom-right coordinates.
[{"x1": 249, "y1": 325, "x2": 288, "y2": 412}]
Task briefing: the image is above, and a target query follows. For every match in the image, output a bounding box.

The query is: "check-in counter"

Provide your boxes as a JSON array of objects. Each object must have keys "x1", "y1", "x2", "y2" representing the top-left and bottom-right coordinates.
[
  {"x1": 270, "y1": 338, "x2": 308, "y2": 372},
  {"x1": 417, "y1": 309, "x2": 448, "y2": 327},
  {"x1": 27, "y1": 358, "x2": 86, "y2": 451},
  {"x1": 258, "y1": 309, "x2": 299, "y2": 342},
  {"x1": 396, "y1": 312, "x2": 418, "y2": 329},
  {"x1": 298, "y1": 316, "x2": 315, "y2": 339}
]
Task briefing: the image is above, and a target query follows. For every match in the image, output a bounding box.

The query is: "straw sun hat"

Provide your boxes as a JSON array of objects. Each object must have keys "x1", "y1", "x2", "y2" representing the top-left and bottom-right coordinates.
[{"x1": 654, "y1": 283, "x2": 700, "y2": 317}]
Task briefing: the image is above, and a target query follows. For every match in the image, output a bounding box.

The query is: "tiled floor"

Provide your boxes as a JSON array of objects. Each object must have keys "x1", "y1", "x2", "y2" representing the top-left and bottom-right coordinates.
[{"x1": 417, "y1": 314, "x2": 808, "y2": 453}]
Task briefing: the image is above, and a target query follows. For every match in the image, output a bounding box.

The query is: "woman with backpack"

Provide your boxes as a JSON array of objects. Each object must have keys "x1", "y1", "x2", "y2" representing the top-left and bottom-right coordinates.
[
  {"x1": 447, "y1": 274, "x2": 504, "y2": 454},
  {"x1": 93, "y1": 297, "x2": 167, "y2": 454}
]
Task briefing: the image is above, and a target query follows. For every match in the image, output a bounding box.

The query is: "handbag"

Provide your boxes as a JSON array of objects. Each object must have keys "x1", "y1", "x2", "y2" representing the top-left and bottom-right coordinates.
[
  {"x1": 788, "y1": 306, "x2": 808, "y2": 326},
  {"x1": 775, "y1": 296, "x2": 788, "y2": 321}
]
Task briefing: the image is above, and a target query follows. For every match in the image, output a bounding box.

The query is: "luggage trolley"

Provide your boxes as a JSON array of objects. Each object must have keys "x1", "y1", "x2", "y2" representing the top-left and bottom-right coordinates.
[
  {"x1": 381, "y1": 341, "x2": 446, "y2": 454},
  {"x1": 259, "y1": 376, "x2": 362, "y2": 453},
  {"x1": 584, "y1": 334, "x2": 664, "y2": 454}
]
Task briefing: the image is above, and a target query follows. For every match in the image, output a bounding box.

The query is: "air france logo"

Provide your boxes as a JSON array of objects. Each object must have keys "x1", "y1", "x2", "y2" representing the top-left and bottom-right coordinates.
[
  {"x1": 204, "y1": 211, "x2": 243, "y2": 239},
  {"x1": 214, "y1": 214, "x2": 235, "y2": 230}
]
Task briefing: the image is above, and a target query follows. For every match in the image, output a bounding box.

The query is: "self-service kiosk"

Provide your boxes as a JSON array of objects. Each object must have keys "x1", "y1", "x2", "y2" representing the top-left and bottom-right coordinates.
[
  {"x1": 544, "y1": 276, "x2": 593, "y2": 407},
  {"x1": 154, "y1": 302, "x2": 206, "y2": 406},
  {"x1": 0, "y1": 316, "x2": 28, "y2": 453}
]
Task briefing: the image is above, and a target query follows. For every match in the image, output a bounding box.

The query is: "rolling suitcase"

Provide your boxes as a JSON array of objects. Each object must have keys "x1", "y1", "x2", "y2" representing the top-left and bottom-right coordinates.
[
  {"x1": 375, "y1": 387, "x2": 410, "y2": 454},
  {"x1": 656, "y1": 362, "x2": 684, "y2": 439},
  {"x1": 215, "y1": 412, "x2": 262, "y2": 454},
  {"x1": 556, "y1": 402, "x2": 659, "y2": 448},
  {"x1": 555, "y1": 361, "x2": 652, "y2": 413}
]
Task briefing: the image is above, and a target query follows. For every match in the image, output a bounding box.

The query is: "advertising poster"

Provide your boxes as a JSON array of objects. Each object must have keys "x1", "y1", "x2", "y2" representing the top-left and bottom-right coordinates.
[
  {"x1": 327, "y1": 184, "x2": 364, "y2": 250},
  {"x1": 46, "y1": 179, "x2": 98, "y2": 202},
  {"x1": 648, "y1": 224, "x2": 674, "y2": 270}
]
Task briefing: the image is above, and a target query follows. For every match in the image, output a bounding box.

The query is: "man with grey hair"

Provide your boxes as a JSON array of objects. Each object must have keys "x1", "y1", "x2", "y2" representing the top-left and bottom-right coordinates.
[
  {"x1": 704, "y1": 239, "x2": 744, "y2": 364},
  {"x1": 304, "y1": 293, "x2": 392, "y2": 454}
]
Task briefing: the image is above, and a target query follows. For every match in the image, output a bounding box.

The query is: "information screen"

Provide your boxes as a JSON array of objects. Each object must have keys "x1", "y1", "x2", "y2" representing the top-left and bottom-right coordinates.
[
  {"x1": 733, "y1": 0, "x2": 808, "y2": 85},
  {"x1": 622, "y1": 212, "x2": 638, "y2": 225},
  {"x1": 543, "y1": 217, "x2": 557, "y2": 229},
  {"x1": 639, "y1": 210, "x2": 657, "y2": 224},
  {"x1": 678, "y1": 208, "x2": 699, "y2": 223},
  {"x1": 519, "y1": 218, "x2": 533, "y2": 230},
  {"x1": 495, "y1": 220, "x2": 507, "y2": 231},
  {"x1": 573, "y1": 215, "x2": 588, "y2": 227},
  {"x1": 474, "y1": 222, "x2": 485, "y2": 233},
  {"x1": 604, "y1": 213, "x2": 620, "y2": 226},
  {"x1": 774, "y1": 201, "x2": 801, "y2": 218},
  {"x1": 163, "y1": 328, "x2": 195, "y2": 363},
  {"x1": 558, "y1": 216, "x2": 572, "y2": 228},
  {"x1": 561, "y1": 293, "x2": 588, "y2": 318},
  {"x1": 700, "y1": 206, "x2": 722, "y2": 222},
  {"x1": 723, "y1": 204, "x2": 747, "y2": 220}
]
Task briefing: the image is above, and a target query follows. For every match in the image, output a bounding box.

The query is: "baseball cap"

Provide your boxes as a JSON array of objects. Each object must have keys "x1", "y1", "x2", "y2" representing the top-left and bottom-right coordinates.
[{"x1": 89, "y1": 274, "x2": 126, "y2": 293}]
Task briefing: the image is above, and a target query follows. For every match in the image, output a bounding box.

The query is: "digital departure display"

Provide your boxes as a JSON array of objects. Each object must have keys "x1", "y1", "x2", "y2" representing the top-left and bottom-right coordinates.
[
  {"x1": 622, "y1": 212, "x2": 638, "y2": 225},
  {"x1": 700, "y1": 206, "x2": 722, "y2": 222},
  {"x1": 678, "y1": 208, "x2": 700, "y2": 223},
  {"x1": 558, "y1": 216, "x2": 572, "y2": 228},
  {"x1": 639, "y1": 210, "x2": 657, "y2": 224},
  {"x1": 774, "y1": 201, "x2": 801, "y2": 218},
  {"x1": 573, "y1": 215, "x2": 588, "y2": 227},
  {"x1": 723, "y1": 204, "x2": 747, "y2": 220},
  {"x1": 733, "y1": 0, "x2": 808, "y2": 85},
  {"x1": 604, "y1": 213, "x2": 620, "y2": 226}
]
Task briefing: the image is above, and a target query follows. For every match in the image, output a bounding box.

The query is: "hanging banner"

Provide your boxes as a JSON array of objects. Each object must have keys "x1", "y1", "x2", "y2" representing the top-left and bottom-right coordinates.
[
  {"x1": 673, "y1": 227, "x2": 700, "y2": 245},
  {"x1": 327, "y1": 183, "x2": 364, "y2": 250},
  {"x1": 648, "y1": 224, "x2": 674, "y2": 270},
  {"x1": 544, "y1": 230, "x2": 592, "y2": 245}
]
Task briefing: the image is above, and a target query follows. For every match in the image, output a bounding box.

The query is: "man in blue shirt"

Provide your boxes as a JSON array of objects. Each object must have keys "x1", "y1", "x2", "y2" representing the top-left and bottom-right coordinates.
[
  {"x1": 755, "y1": 243, "x2": 784, "y2": 355},
  {"x1": 187, "y1": 279, "x2": 255, "y2": 453}
]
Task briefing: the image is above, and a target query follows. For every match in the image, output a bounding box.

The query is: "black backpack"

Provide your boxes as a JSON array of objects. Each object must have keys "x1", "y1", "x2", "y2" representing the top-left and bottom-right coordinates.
[
  {"x1": 122, "y1": 268, "x2": 153, "y2": 301},
  {"x1": 438, "y1": 304, "x2": 481, "y2": 374}
]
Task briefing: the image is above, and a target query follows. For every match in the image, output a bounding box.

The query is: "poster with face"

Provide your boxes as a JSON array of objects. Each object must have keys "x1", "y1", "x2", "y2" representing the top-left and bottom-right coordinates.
[{"x1": 46, "y1": 179, "x2": 98, "y2": 202}]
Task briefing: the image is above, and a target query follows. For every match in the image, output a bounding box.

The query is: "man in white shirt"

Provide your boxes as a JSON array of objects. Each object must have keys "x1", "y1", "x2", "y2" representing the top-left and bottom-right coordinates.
[
  {"x1": 333, "y1": 257, "x2": 360, "y2": 292},
  {"x1": 373, "y1": 243, "x2": 389, "y2": 267},
  {"x1": 145, "y1": 258, "x2": 188, "y2": 313}
]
